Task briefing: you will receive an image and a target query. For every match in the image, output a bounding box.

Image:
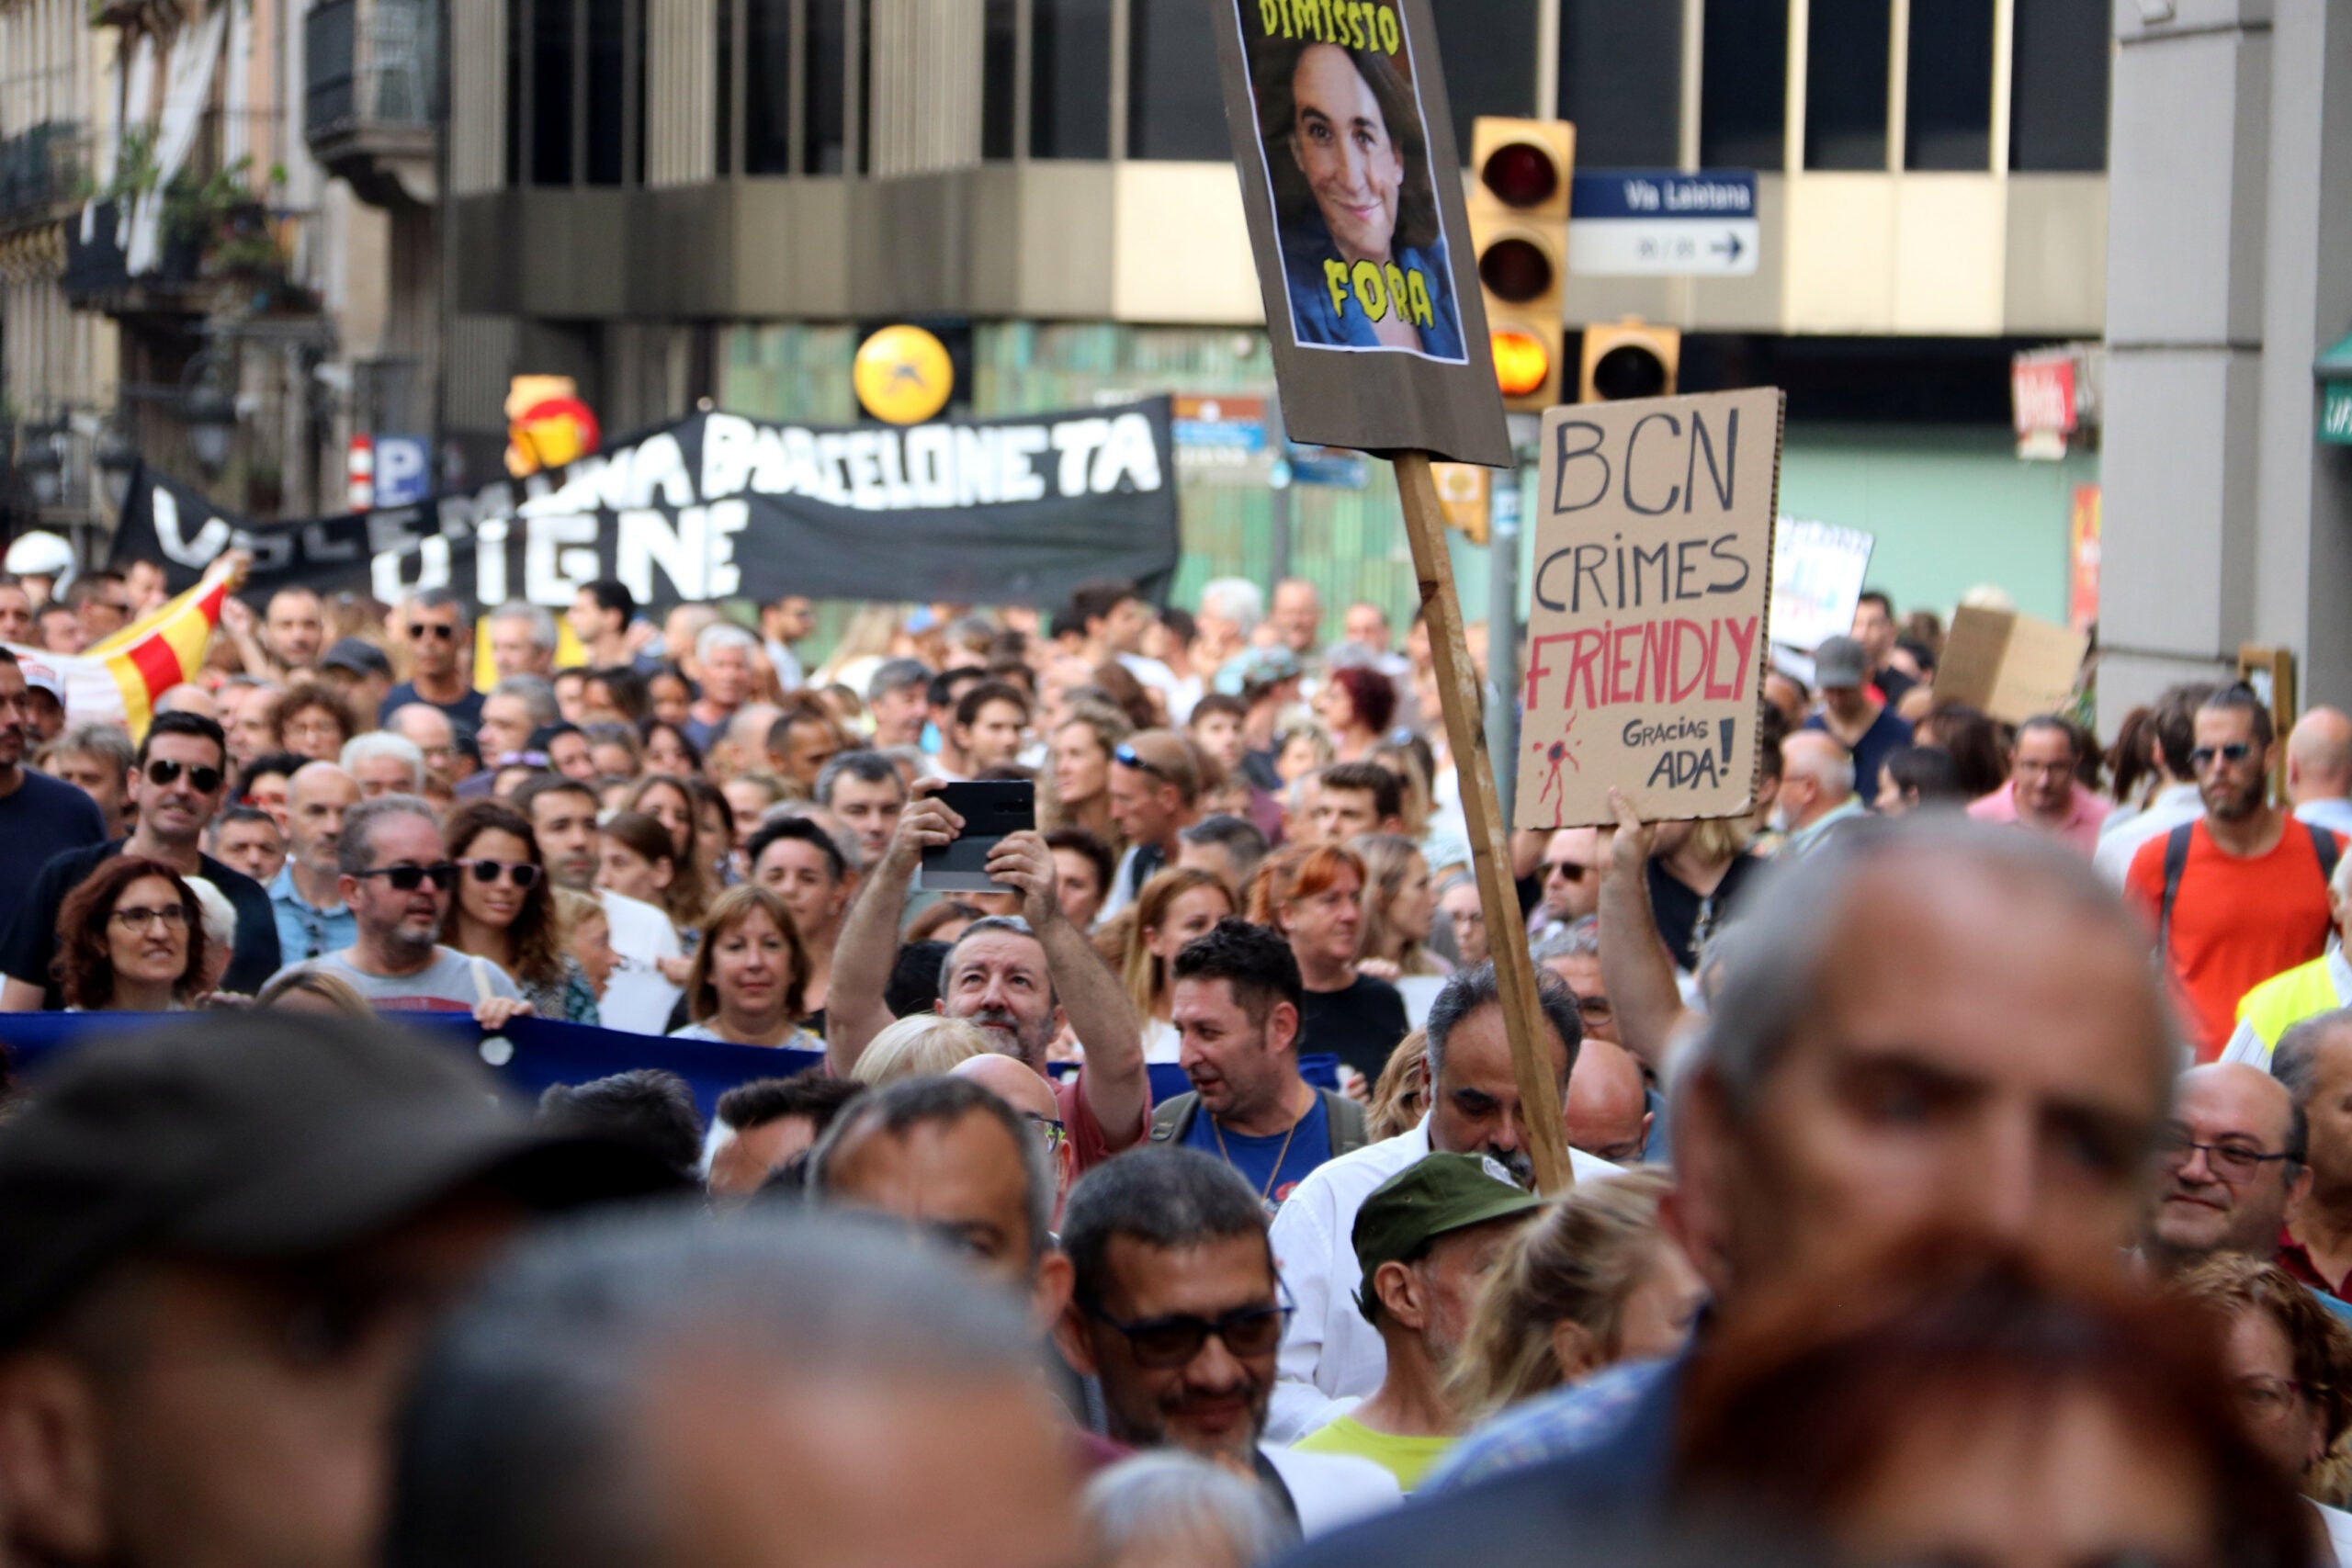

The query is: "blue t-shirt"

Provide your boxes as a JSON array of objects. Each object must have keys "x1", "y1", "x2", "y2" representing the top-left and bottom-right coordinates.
[
  {"x1": 0, "y1": 770, "x2": 106, "y2": 907},
  {"x1": 1804, "y1": 705, "x2": 1915, "y2": 804},
  {"x1": 1181, "y1": 1093, "x2": 1330, "y2": 1210}
]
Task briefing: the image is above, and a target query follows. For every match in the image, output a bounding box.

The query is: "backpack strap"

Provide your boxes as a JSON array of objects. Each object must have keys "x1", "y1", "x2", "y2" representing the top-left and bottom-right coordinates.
[
  {"x1": 1321, "y1": 1089, "x2": 1370, "y2": 1158},
  {"x1": 1148, "y1": 1093, "x2": 1198, "y2": 1145},
  {"x1": 2157, "y1": 821, "x2": 2196, "y2": 972},
  {"x1": 2311, "y1": 821, "x2": 2344, "y2": 889}
]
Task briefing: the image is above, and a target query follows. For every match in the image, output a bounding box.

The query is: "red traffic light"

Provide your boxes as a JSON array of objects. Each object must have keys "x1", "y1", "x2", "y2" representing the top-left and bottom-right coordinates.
[
  {"x1": 1491, "y1": 331, "x2": 1551, "y2": 398},
  {"x1": 1477, "y1": 236, "x2": 1554, "y2": 304},
  {"x1": 1480, "y1": 142, "x2": 1561, "y2": 209}
]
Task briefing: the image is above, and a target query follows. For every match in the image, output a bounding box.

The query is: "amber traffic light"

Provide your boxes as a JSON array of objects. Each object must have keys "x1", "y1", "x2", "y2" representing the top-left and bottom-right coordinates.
[
  {"x1": 1468, "y1": 117, "x2": 1573, "y2": 413},
  {"x1": 1578, "y1": 317, "x2": 1681, "y2": 403}
]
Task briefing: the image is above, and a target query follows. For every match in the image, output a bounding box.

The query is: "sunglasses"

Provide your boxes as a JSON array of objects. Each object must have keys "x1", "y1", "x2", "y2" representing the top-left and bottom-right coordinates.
[
  {"x1": 2188, "y1": 741, "x2": 2255, "y2": 770},
  {"x1": 459, "y1": 858, "x2": 540, "y2": 889},
  {"x1": 353, "y1": 862, "x2": 459, "y2": 893},
  {"x1": 145, "y1": 759, "x2": 224, "y2": 794},
  {"x1": 1080, "y1": 1291, "x2": 1294, "y2": 1370},
  {"x1": 408, "y1": 622, "x2": 458, "y2": 642},
  {"x1": 1114, "y1": 743, "x2": 1176, "y2": 784},
  {"x1": 1544, "y1": 861, "x2": 1589, "y2": 882}
]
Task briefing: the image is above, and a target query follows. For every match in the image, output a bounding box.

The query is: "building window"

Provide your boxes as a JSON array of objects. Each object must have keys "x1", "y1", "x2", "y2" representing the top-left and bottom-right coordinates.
[
  {"x1": 584, "y1": 0, "x2": 626, "y2": 184},
  {"x1": 531, "y1": 0, "x2": 574, "y2": 182},
  {"x1": 744, "y1": 0, "x2": 791, "y2": 172},
  {"x1": 1127, "y1": 0, "x2": 1225, "y2": 160},
  {"x1": 1031, "y1": 0, "x2": 1109, "y2": 159},
  {"x1": 981, "y1": 0, "x2": 1017, "y2": 159},
  {"x1": 1804, "y1": 0, "x2": 1888, "y2": 170},
  {"x1": 804, "y1": 0, "x2": 848, "y2": 172},
  {"x1": 1700, "y1": 0, "x2": 1786, "y2": 169},
  {"x1": 1904, "y1": 0, "x2": 1992, "y2": 170},
  {"x1": 2010, "y1": 0, "x2": 2108, "y2": 172},
  {"x1": 1556, "y1": 0, "x2": 1679, "y2": 165},
  {"x1": 1431, "y1": 0, "x2": 1536, "y2": 160}
]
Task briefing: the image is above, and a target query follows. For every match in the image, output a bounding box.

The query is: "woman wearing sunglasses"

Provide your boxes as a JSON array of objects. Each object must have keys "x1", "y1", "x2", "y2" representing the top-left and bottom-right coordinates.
[
  {"x1": 442, "y1": 800, "x2": 600, "y2": 1025},
  {"x1": 51, "y1": 856, "x2": 209, "y2": 1012}
]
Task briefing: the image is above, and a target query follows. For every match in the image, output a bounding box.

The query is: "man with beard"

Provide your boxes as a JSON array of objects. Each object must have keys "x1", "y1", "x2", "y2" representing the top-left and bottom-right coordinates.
[
  {"x1": 1053, "y1": 1148, "x2": 1399, "y2": 1535},
  {"x1": 284, "y1": 795, "x2": 531, "y2": 1028},
  {"x1": 2130, "y1": 684, "x2": 2342, "y2": 1059},
  {"x1": 829, "y1": 781, "x2": 1148, "y2": 1174},
  {"x1": 1265, "y1": 963, "x2": 1618, "y2": 1441},
  {"x1": 517, "y1": 776, "x2": 682, "y2": 1034}
]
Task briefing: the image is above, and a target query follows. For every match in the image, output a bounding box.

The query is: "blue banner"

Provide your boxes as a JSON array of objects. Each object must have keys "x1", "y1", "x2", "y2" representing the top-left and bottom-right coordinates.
[{"x1": 0, "y1": 1011, "x2": 1342, "y2": 1123}]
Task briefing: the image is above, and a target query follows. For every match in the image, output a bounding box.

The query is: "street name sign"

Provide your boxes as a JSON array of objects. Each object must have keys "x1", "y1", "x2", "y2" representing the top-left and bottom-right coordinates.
[{"x1": 1568, "y1": 170, "x2": 1759, "y2": 277}]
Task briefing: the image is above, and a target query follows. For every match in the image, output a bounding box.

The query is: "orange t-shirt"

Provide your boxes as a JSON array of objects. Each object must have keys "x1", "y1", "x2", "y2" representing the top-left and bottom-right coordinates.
[{"x1": 2126, "y1": 819, "x2": 2339, "y2": 1059}]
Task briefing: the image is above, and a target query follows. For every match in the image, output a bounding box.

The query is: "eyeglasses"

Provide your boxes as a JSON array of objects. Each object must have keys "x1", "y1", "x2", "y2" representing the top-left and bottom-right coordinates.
[
  {"x1": 2235, "y1": 1375, "x2": 2312, "y2": 1420},
  {"x1": 1114, "y1": 743, "x2": 1176, "y2": 784},
  {"x1": 1024, "y1": 1111, "x2": 1068, "y2": 1157},
  {"x1": 2156, "y1": 1127, "x2": 2295, "y2": 1183},
  {"x1": 353, "y1": 862, "x2": 459, "y2": 893},
  {"x1": 1081, "y1": 1289, "x2": 1294, "y2": 1370},
  {"x1": 145, "y1": 759, "x2": 224, "y2": 794},
  {"x1": 109, "y1": 903, "x2": 189, "y2": 933},
  {"x1": 460, "y1": 858, "x2": 541, "y2": 888},
  {"x1": 2188, "y1": 741, "x2": 2255, "y2": 771},
  {"x1": 408, "y1": 622, "x2": 458, "y2": 642}
]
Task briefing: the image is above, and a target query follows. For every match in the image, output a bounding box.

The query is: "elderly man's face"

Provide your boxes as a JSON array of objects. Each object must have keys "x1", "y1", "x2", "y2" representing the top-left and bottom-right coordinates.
[
  {"x1": 1429, "y1": 1002, "x2": 1570, "y2": 1187},
  {"x1": 1682, "y1": 859, "x2": 2169, "y2": 1300},
  {"x1": 939, "y1": 931, "x2": 1059, "y2": 1070},
  {"x1": 490, "y1": 620, "x2": 550, "y2": 678},
  {"x1": 2147, "y1": 1066, "x2": 2306, "y2": 1264}
]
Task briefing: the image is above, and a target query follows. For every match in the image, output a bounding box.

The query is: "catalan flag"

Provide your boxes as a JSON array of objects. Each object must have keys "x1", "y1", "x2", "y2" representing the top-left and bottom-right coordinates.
[{"x1": 6, "y1": 558, "x2": 238, "y2": 738}]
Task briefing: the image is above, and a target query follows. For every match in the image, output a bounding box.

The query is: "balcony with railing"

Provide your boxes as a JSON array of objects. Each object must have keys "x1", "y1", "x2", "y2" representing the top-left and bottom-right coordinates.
[
  {"x1": 303, "y1": 0, "x2": 436, "y2": 207},
  {"x1": 0, "y1": 121, "x2": 87, "y2": 236}
]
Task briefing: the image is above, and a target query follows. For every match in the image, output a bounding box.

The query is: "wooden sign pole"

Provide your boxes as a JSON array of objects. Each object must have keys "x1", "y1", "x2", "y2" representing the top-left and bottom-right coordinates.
[{"x1": 1393, "y1": 452, "x2": 1573, "y2": 1195}]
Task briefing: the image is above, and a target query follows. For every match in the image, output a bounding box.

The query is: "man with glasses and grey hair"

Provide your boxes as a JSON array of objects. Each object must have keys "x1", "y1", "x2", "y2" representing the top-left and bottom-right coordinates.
[
  {"x1": 274, "y1": 794, "x2": 529, "y2": 1026},
  {"x1": 2139, "y1": 1062, "x2": 2311, "y2": 1280},
  {"x1": 1283, "y1": 816, "x2": 2182, "y2": 1565},
  {"x1": 381, "y1": 588, "x2": 484, "y2": 732},
  {"x1": 486, "y1": 600, "x2": 558, "y2": 680},
  {"x1": 1054, "y1": 1146, "x2": 1398, "y2": 1535}
]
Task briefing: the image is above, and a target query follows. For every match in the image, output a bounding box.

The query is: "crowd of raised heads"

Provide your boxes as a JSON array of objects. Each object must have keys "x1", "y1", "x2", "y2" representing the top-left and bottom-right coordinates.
[{"x1": 9, "y1": 565, "x2": 2352, "y2": 1566}]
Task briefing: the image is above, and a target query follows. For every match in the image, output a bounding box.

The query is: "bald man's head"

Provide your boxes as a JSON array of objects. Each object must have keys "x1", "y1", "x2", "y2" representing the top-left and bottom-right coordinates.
[
  {"x1": 2289, "y1": 707, "x2": 2352, "y2": 805},
  {"x1": 1778, "y1": 731, "x2": 1855, "y2": 830},
  {"x1": 1563, "y1": 1038, "x2": 1649, "y2": 1165},
  {"x1": 2145, "y1": 1061, "x2": 2308, "y2": 1272}
]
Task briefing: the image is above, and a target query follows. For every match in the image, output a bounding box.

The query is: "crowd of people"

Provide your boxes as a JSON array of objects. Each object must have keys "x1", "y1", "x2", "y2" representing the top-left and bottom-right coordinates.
[{"x1": 2, "y1": 562, "x2": 2352, "y2": 1565}]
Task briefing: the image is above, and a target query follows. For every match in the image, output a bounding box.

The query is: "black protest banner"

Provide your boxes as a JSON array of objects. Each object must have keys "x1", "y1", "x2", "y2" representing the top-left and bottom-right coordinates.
[
  {"x1": 111, "y1": 400, "x2": 1181, "y2": 610},
  {"x1": 1207, "y1": 0, "x2": 1512, "y2": 467}
]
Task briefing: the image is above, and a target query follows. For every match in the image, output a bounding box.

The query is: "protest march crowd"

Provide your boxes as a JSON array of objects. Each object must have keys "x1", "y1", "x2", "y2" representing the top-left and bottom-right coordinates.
[{"x1": 4, "y1": 556, "x2": 2352, "y2": 1568}]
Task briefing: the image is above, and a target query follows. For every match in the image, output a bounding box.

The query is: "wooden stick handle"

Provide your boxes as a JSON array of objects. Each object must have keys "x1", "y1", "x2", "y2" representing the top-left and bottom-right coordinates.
[{"x1": 1392, "y1": 450, "x2": 1573, "y2": 1194}]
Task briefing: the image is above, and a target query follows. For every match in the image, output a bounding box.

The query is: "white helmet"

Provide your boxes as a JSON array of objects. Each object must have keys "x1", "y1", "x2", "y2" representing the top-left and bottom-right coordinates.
[{"x1": 5, "y1": 531, "x2": 76, "y2": 592}]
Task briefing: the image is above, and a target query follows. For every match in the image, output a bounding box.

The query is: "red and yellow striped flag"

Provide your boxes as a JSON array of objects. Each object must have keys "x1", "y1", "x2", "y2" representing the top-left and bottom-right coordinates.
[{"x1": 9, "y1": 558, "x2": 243, "y2": 738}]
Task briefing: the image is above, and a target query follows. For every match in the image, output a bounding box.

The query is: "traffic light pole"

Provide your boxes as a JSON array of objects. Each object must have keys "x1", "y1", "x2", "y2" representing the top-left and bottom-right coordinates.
[{"x1": 1394, "y1": 451, "x2": 1573, "y2": 1197}]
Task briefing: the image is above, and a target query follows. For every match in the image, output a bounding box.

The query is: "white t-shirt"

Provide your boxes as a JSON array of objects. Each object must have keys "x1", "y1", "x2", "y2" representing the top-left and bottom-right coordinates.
[
  {"x1": 598, "y1": 889, "x2": 684, "y2": 1034},
  {"x1": 2316, "y1": 1501, "x2": 2352, "y2": 1567},
  {"x1": 297, "y1": 946, "x2": 520, "y2": 1012},
  {"x1": 1266, "y1": 1118, "x2": 1619, "y2": 1442},
  {"x1": 1259, "y1": 1444, "x2": 1399, "y2": 1538}
]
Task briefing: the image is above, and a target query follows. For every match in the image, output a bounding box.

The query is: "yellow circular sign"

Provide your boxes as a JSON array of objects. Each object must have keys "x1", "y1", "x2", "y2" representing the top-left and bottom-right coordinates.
[{"x1": 854, "y1": 325, "x2": 955, "y2": 424}]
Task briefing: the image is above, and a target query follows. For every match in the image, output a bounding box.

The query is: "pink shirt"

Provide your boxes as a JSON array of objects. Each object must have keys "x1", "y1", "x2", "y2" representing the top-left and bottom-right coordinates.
[{"x1": 1967, "y1": 778, "x2": 2112, "y2": 856}]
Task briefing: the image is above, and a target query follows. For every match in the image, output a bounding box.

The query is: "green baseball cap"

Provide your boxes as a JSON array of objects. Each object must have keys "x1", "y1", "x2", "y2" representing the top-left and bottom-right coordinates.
[{"x1": 1351, "y1": 1153, "x2": 1545, "y2": 1320}]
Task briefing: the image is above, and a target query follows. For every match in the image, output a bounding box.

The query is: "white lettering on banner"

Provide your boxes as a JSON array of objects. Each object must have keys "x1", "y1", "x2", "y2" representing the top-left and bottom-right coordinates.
[
  {"x1": 474, "y1": 513, "x2": 510, "y2": 604},
  {"x1": 906, "y1": 425, "x2": 957, "y2": 507},
  {"x1": 525, "y1": 512, "x2": 601, "y2": 602},
  {"x1": 151, "y1": 488, "x2": 233, "y2": 568},
  {"x1": 373, "y1": 533, "x2": 451, "y2": 603},
  {"x1": 616, "y1": 503, "x2": 746, "y2": 603},
  {"x1": 1093, "y1": 412, "x2": 1163, "y2": 493},
  {"x1": 701, "y1": 412, "x2": 756, "y2": 499},
  {"x1": 1051, "y1": 418, "x2": 1111, "y2": 494},
  {"x1": 707, "y1": 500, "x2": 748, "y2": 596},
  {"x1": 843, "y1": 431, "x2": 887, "y2": 510},
  {"x1": 999, "y1": 426, "x2": 1049, "y2": 502},
  {"x1": 956, "y1": 428, "x2": 1000, "y2": 505}
]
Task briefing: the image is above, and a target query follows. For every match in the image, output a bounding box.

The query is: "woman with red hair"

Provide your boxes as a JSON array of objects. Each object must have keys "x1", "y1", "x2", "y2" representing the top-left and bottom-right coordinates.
[
  {"x1": 1315, "y1": 666, "x2": 1396, "y2": 763},
  {"x1": 1248, "y1": 840, "x2": 1408, "y2": 1084},
  {"x1": 51, "y1": 855, "x2": 209, "y2": 1012}
]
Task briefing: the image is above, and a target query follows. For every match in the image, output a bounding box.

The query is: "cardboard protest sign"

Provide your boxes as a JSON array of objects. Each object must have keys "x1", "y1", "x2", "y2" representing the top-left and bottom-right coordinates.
[
  {"x1": 1208, "y1": 0, "x2": 1512, "y2": 468},
  {"x1": 1770, "y1": 518, "x2": 1875, "y2": 651},
  {"x1": 1517, "y1": 388, "x2": 1786, "y2": 829},
  {"x1": 1934, "y1": 606, "x2": 2088, "y2": 726}
]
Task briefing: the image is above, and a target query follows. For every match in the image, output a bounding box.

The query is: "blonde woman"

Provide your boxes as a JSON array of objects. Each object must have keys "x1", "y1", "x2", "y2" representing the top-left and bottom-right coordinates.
[
  {"x1": 1447, "y1": 1170, "x2": 1706, "y2": 1426},
  {"x1": 1045, "y1": 701, "x2": 1133, "y2": 850},
  {"x1": 1118, "y1": 867, "x2": 1235, "y2": 1063},
  {"x1": 1350, "y1": 833, "x2": 1447, "y2": 980},
  {"x1": 851, "y1": 1015, "x2": 991, "y2": 1086}
]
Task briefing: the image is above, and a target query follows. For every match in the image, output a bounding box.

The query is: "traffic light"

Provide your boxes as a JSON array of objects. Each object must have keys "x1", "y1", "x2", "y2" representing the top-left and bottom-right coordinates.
[
  {"x1": 1578, "y1": 317, "x2": 1681, "y2": 403},
  {"x1": 1468, "y1": 117, "x2": 1573, "y2": 412}
]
